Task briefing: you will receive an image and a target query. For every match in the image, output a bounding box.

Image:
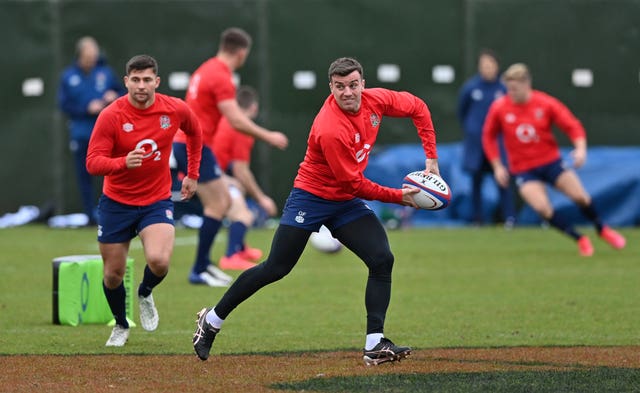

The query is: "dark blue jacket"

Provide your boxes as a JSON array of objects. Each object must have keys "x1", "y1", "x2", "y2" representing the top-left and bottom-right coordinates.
[
  {"x1": 457, "y1": 75, "x2": 506, "y2": 172},
  {"x1": 58, "y1": 57, "x2": 125, "y2": 141}
]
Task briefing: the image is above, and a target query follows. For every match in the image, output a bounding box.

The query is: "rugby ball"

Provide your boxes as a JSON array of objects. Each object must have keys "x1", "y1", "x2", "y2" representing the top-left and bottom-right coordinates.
[
  {"x1": 309, "y1": 225, "x2": 342, "y2": 253},
  {"x1": 402, "y1": 171, "x2": 451, "y2": 210}
]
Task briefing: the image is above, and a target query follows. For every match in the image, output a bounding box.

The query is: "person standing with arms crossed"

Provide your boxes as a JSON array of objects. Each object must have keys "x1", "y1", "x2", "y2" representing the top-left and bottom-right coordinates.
[
  {"x1": 87, "y1": 55, "x2": 202, "y2": 346},
  {"x1": 58, "y1": 36, "x2": 125, "y2": 224},
  {"x1": 457, "y1": 49, "x2": 516, "y2": 227},
  {"x1": 173, "y1": 27, "x2": 288, "y2": 287},
  {"x1": 193, "y1": 57, "x2": 439, "y2": 366},
  {"x1": 483, "y1": 63, "x2": 625, "y2": 256},
  {"x1": 212, "y1": 86, "x2": 278, "y2": 270}
]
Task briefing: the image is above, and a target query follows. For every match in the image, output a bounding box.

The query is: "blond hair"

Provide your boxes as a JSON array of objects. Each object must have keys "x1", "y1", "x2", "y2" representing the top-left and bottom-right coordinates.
[{"x1": 503, "y1": 63, "x2": 531, "y2": 81}]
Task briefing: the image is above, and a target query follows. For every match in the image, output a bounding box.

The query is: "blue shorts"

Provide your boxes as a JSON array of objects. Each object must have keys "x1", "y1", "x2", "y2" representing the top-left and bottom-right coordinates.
[
  {"x1": 225, "y1": 162, "x2": 235, "y2": 177},
  {"x1": 279, "y1": 188, "x2": 376, "y2": 232},
  {"x1": 514, "y1": 159, "x2": 567, "y2": 187},
  {"x1": 97, "y1": 195, "x2": 174, "y2": 243},
  {"x1": 172, "y1": 142, "x2": 222, "y2": 183}
]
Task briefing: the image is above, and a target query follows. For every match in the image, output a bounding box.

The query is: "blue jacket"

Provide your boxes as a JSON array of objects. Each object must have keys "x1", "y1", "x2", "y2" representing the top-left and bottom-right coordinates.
[
  {"x1": 58, "y1": 57, "x2": 125, "y2": 141},
  {"x1": 457, "y1": 75, "x2": 506, "y2": 172}
]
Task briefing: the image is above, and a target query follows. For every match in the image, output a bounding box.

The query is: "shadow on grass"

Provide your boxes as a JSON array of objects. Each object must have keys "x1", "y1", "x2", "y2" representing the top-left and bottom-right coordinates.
[{"x1": 271, "y1": 368, "x2": 640, "y2": 393}]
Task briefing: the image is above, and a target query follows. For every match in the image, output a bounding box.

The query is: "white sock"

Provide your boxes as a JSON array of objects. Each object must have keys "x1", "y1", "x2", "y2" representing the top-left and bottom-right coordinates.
[
  {"x1": 365, "y1": 333, "x2": 384, "y2": 350},
  {"x1": 205, "y1": 308, "x2": 224, "y2": 329}
]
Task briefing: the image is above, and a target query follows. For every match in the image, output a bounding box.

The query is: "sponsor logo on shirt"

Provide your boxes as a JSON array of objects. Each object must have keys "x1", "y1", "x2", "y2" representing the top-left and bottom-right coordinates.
[
  {"x1": 160, "y1": 115, "x2": 171, "y2": 129},
  {"x1": 123, "y1": 123, "x2": 134, "y2": 132},
  {"x1": 370, "y1": 113, "x2": 380, "y2": 127},
  {"x1": 135, "y1": 139, "x2": 160, "y2": 160},
  {"x1": 515, "y1": 124, "x2": 539, "y2": 143},
  {"x1": 355, "y1": 144, "x2": 371, "y2": 163},
  {"x1": 471, "y1": 89, "x2": 483, "y2": 101}
]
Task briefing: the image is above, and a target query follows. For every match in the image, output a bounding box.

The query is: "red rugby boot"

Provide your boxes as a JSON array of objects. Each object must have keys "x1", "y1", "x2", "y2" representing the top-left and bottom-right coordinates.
[
  {"x1": 577, "y1": 236, "x2": 594, "y2": 257},
  {"x1": 599, "y1": 226, "x2": 626, "y2": 249}
]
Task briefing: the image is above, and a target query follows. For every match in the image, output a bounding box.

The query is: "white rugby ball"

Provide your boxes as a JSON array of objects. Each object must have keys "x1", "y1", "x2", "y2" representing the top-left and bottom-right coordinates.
[
  {"x1": 309, "y1": 225, "x2": 342, "y2": 253},
  {"x1": 402, "y1": 171, "x2": 452, "y2": 210}
]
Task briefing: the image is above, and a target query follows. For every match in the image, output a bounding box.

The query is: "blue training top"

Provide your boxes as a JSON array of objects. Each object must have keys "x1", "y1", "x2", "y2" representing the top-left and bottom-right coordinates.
[
  {"x1": 457, "y1": 74, "x2": 506, "y2": 172},
  {"x1": 58, "y1": 57, "x2": 125, "y2": 141}
]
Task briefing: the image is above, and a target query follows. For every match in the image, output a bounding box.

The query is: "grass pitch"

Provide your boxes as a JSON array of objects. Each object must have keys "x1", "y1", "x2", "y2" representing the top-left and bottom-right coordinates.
[
  {"x1": 0, "y1": 224, "x2": 638, "y2": 392},
  {"x1": 0, "y1": 224, "x2": 637, "y2": 355}
]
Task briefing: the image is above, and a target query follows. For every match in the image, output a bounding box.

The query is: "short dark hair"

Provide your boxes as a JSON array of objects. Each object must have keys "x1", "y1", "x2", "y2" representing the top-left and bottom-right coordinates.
[
  {"x1": 328, "y1": 57, "x2": 363, "y2": 81},
  {"x1": 478, "y1": 48, "x2": 499, "y2": 64},
  {"x1": 236, "y1": 86, "x2": 258, "y2": 110},
  {"x1": 125, "y1": 54, "x2": 158, "y2": 75},
  {"x1": 220, "y1": 27, "x2": 252, "y2": 54}
]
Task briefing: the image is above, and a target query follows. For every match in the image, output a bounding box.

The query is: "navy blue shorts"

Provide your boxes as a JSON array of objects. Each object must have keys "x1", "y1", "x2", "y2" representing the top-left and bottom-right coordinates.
[
  {"x1": 97, "y1": 195, "x2": 174, "y2": 243},
  {"x1": 172, "y1": 142, "x2": 222, "y2": 183},
  {"x1": 279, "y1": 188, "x2": 376, "y2": 232},
  {"x1": 514, "y1": 159, "x2": 567, "y2": 187}
]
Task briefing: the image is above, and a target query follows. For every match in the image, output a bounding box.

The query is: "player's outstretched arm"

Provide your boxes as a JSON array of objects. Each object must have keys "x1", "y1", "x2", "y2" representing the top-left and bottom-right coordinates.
[
  {"x1": 231, "y1": 161, "x2": 278, "y2": 216},
  {"x1": 218, "y1": 99, "x2": 288, "y2": 150}
]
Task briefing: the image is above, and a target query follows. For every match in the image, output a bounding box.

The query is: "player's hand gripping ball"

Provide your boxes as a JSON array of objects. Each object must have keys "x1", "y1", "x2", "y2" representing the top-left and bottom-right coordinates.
[{"x1": 403, "y1": 171, "x2": 451, "y2": 210}]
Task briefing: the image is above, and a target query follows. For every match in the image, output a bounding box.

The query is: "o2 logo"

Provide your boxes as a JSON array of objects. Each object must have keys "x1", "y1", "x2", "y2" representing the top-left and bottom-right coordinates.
[
  {"x1": 515, "y1": 124, "x2": 539, "y2": 143},
  {"x1": 355, "y1": 143, "x2": 371, "y2": 163},
  {"x1": 136, "y1": 138, "x2": 161, "y2": 161}
]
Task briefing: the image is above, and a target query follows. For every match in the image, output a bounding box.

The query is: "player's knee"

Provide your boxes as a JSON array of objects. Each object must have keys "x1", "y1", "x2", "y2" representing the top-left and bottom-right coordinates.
[
  {"x1": 268, "y1": 265, "x2": 292, "y2": 282},
  {"x1": 575, "y1": 195, "x2": 591, "y2": 207},
  {"x1": 149, "y1": 263, "x2": 169, "y2": 277},
  {"x1": 366, "y1": 249, "x2": 394, "y2": 275},
  {"x1": 145, "y1": 254, "x2": 170, "y2": 274},
  {"x1": 240, "y1": 209, "x2": 255, "y2": 226},
  {"x1": 203, "y1": 202, "x2": 229, "y2": 219},
  {"x1": 220, "y1": 193, "x2": 232, "y2": 211},
  {"x1": 260, "y1": 259, "x2": 294, "y2": 283},
  {"x1": 103, "y1": 271, "x2": 124, "y2": 288},
  {"x1": 537, "y1": 206, "x2": 554, "y2": 220}
]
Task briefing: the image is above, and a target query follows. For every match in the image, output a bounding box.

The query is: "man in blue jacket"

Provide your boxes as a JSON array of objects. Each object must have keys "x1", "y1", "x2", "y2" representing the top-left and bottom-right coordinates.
[
  {"x1": 58, "y1": 36, "x2": 125, "y2": 224},
  {"x1": 457, "y1": 49, "x2": 516, "y2": 227}
]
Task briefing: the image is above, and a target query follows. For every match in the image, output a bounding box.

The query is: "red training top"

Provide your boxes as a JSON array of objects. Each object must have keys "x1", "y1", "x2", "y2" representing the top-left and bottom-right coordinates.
[
  {"x1": 212, "y1": 116, "x2": 255, "y2": 172},
  {"x1": 174, "y1": 57, "x2": 236, "y2": 148},
  {"x1": 87, "y1": 94, "x2": 202, "y2": 206},
  {"x1": 482, "y1": 90, "x2": 586, "y2": 174},
  {"x1": 294, "y1": 88, "x2": 437, "y2": 204}
]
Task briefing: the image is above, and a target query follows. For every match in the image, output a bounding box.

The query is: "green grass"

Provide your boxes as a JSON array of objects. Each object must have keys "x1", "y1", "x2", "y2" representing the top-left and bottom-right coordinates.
[
  {"x1": 272, "y1": 368, "x2": 640, "y2": 393},
  {"x1": 0, "y1": 224, "x2": 638, "y2": 355}
]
